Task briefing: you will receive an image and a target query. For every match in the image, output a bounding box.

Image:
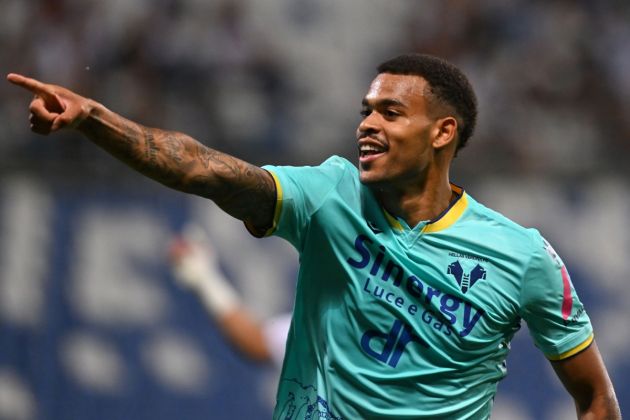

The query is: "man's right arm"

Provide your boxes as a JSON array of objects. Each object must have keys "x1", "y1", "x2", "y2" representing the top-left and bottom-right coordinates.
[
  {"x1": 7, "y1": 73, "x2": 276, "y2": 234},
  {"x1": 551, "y1": 342, "x2": 621, "y2": 419}
]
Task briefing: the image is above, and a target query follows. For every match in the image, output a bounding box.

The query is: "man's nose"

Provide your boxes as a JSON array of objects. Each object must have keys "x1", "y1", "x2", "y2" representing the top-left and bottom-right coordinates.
[{"x1": 357, "y1": 112, "x2": 381, "y2": 136}]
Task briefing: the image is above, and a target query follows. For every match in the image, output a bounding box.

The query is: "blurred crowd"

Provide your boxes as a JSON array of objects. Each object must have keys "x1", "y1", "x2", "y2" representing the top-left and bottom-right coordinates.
[{"x1": 1, "y1": 0, "x2": 629, "y2": 182}]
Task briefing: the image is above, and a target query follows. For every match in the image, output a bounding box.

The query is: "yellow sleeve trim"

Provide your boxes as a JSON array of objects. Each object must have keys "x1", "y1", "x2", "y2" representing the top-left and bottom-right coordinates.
[
  {"x1": 263, "y1": 170, "x2": 284, "y2": 237},
  {"x1": 547, "y1": 334, "x2": 594, "y2": 361},
  {"x1": 243, "y1": 169, "x2": 283, "y2": 238}
]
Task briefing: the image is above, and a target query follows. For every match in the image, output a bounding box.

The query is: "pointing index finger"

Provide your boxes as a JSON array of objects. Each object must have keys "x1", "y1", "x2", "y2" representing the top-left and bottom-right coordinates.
[
  {"x1": 7, "y1": 73, "x2": 65, "y2": 112},
  {"x1": 7, "y1": 73, "x2": 53, "y2": 96}
]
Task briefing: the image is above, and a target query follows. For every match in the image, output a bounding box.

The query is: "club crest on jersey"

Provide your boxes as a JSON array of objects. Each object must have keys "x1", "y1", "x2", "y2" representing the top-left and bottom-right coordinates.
[{"x1": 447, "y1": 261, "x2": 487, "y2": 294}]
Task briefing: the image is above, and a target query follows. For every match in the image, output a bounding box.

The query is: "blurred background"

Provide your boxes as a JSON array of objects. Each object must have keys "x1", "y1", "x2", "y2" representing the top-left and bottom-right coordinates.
[{"x1": 0, "y1": 0, "x2": 628, "y2": 419}]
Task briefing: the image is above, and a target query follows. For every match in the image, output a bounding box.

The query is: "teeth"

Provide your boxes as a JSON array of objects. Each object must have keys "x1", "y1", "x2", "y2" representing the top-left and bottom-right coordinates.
[{"x1": 360, "y1": 144, "x2": 383, "y2": 153}]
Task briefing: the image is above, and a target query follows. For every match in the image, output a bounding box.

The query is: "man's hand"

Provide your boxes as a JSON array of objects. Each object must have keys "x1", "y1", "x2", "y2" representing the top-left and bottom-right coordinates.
[
  {"x1": 6, "y1": 73, "x2": 91, "y2": 134},
  {"x1": 169, "y1": 225, "x2": 222, "y2": 292}
]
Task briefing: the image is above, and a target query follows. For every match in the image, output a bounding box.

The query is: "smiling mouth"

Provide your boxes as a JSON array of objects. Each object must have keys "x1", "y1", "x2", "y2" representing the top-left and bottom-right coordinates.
[{"x1": 359, "y1": 143, "x2": 387, "y2": 162}]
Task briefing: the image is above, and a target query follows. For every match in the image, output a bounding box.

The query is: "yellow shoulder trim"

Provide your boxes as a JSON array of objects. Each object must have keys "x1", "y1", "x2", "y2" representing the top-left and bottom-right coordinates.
[
  {"x1": 422, "y1": 192, "x2": 468, "y2": 234},
  {"x1": 547, "y1": 334, "x2": 594, "y2": 361},
  {"x1": 244, "y1": 169, "x2": 283, "y2": 237},
  {"x1": 264, "y1": 170, "x2": 283, "y2": 236}
]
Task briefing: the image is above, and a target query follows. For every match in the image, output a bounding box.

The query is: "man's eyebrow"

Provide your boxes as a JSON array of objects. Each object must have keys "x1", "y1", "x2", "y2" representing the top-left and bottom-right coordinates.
[{"x1": 361, "y1": 98, "x2": 407, "y2": 108}]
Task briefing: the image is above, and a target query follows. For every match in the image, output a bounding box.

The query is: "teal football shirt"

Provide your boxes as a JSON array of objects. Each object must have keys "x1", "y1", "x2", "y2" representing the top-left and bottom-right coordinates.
[{"x1": 261, "y1": 156, "x2": 592, "y2": 419}]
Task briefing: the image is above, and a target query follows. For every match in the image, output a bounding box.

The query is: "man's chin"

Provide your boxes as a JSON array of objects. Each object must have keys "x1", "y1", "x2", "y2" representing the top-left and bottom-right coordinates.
[
  {"x1": 359, "y1": 162, "x2": 390, "y2": 186},
  {"x1": 359, "y1": 170, "x2": 370, "y2": 184},
  {"x1": 359, "y1": 171, "x2": 382, "y2": 186}
]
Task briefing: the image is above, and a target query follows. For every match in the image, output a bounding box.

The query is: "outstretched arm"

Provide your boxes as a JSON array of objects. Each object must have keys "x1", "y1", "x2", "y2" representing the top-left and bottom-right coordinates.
[
  {"x1": 551, "y1": 341, "x2": 621, "y2": 419},
  {"x1": 6, "y1": 73, "x2": 275, "y2": 234},
  {"x1": 169, "y1": 227, "x2": 275, "y2": 363}
]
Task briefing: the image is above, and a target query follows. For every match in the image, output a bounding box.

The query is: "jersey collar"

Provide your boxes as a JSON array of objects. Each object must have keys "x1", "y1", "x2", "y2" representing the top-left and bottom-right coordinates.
[{"x1": 383, "y1": 183, "x2": 468, "y2": 234}]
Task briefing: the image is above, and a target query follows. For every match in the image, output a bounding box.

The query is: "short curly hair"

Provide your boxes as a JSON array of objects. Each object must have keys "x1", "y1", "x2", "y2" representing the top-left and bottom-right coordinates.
[{"x1": 377, "y1": 53, "x2": 478, "y2": 154}]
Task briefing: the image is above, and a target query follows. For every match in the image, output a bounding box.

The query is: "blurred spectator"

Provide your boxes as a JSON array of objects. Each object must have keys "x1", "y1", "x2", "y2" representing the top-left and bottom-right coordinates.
[{"x1": 169, "y1": 224, "x2": 290, "y2": 367}]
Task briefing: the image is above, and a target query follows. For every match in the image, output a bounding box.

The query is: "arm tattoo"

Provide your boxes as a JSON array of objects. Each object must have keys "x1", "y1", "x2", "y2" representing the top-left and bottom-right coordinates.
[
  {"x1": 194, "y1": 144, "x2": 240, "y2": 177},
  {"x1": 143, "y1": 128, "x2": 159, "y2": 166},
  {"x1": 164, "y1": 133, "x2": 185, "y2": 164},
  {"x1": 187, "y1": 149, "x2": 276, "y2": 229},
  {"x1": 78, "y1": 106, "x2": 276, "y2": 228}
]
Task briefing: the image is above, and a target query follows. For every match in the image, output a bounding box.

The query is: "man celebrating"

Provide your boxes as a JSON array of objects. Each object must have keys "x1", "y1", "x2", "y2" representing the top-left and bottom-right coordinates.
[{"x1": 8, "y1": 53, "x2": 620, "y2": 419}]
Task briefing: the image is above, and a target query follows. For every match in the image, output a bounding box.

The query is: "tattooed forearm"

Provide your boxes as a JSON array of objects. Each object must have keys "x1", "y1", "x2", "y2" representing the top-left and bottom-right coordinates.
[
  {"x1": 194, "y1": 144, "x2": 240, "y2": 177},
  {"x1": 164, "y1": 133, "x2": 185, "y2": 164},
  {"x1": 187, "y1": 159, "x2": 276, "y2": 233},
  {"x1": 118, "y1": 117, "x2": 140, "y2": 152},
  {"x1": 143, "y1": 128, "x2": 159, "y2": 166},
  {"x1": 76, "y1": 101, "x2": 276, "y2": 229}
]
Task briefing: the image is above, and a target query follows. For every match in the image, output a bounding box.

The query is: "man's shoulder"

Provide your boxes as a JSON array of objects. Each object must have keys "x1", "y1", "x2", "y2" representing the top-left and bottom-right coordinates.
[
  {"x1": 319, "y1": 155, "x2": 358, "y2": 175},
  {"x1": 299, "y1": 155, "x2": 360, "y2": 193},
  {"x1": 265, "y1": 155, "x2": 357, "y2": 180},
  {"x1": 464, "y1": 193, "x2": 542, "y2": 248},
  {"x1": 263, "y1": 156, "x2": 361, "y2": 210}
]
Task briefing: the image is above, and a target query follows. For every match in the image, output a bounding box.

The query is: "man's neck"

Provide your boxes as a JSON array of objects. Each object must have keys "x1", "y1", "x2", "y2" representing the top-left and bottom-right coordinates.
[{"x1": 373, "y1": 177, "x2": 455, "y2": 228}]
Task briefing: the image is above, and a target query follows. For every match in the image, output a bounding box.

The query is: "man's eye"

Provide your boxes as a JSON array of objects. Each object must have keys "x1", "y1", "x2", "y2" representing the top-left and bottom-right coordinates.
[
  {"x1": 360, "y1": 109, "x2": 371, "y2": 118},
  {"x1": 384, "y1": 110, "x2": 398, "y2": 117}
]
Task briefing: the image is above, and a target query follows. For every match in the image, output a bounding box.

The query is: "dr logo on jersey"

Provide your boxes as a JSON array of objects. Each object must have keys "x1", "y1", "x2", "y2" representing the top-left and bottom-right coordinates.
[{"x1": 361, "y1": 319, "x2": 429, "y2": 368}]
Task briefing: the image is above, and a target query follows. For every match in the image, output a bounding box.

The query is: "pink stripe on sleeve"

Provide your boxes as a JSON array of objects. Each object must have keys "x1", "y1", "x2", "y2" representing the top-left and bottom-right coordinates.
[{"x1": 561, "y1": 265, "x2": 573, "y2": 320}]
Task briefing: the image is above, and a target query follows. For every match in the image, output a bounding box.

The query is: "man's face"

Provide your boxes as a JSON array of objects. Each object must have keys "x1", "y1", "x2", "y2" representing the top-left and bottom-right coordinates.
[{"x1": 357, "y1": 73, "x2": 438, "y2": 188}]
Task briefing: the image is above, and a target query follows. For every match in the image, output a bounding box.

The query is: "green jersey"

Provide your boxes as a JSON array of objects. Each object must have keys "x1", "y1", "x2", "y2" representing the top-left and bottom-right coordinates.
[{"x1": 262, "y1": 156, "x2": 592, "y2": 419}]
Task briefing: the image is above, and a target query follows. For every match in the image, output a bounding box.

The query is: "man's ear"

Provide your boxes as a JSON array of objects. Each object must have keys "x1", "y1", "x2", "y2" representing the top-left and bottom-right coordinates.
[{"x1": 432, "y1": 116, "x2": 458, "y2": 150}]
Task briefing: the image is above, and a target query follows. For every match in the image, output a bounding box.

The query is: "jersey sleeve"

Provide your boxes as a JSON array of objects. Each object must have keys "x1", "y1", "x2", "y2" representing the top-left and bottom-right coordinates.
[
  {"x1": 519, "y1": 232, "x2": 593, "y2": 360},
  {"x1": 261, "y1": 156, "x2": 350, "y2": 251}
]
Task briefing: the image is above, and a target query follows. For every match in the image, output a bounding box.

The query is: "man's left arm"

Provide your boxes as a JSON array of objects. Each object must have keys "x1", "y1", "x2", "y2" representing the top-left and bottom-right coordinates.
[{"x1": 551, "y1": 341, "x2": 621, "y2": 419}]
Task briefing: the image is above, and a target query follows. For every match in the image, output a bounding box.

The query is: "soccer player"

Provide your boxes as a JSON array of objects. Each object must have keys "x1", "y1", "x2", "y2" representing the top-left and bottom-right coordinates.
[
  {"x1": 169, "y1": 225, "x2": 290, "y2": 366},
  {"x1": 7, "y1": 53, "x2": 620, "y2": 419}
]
